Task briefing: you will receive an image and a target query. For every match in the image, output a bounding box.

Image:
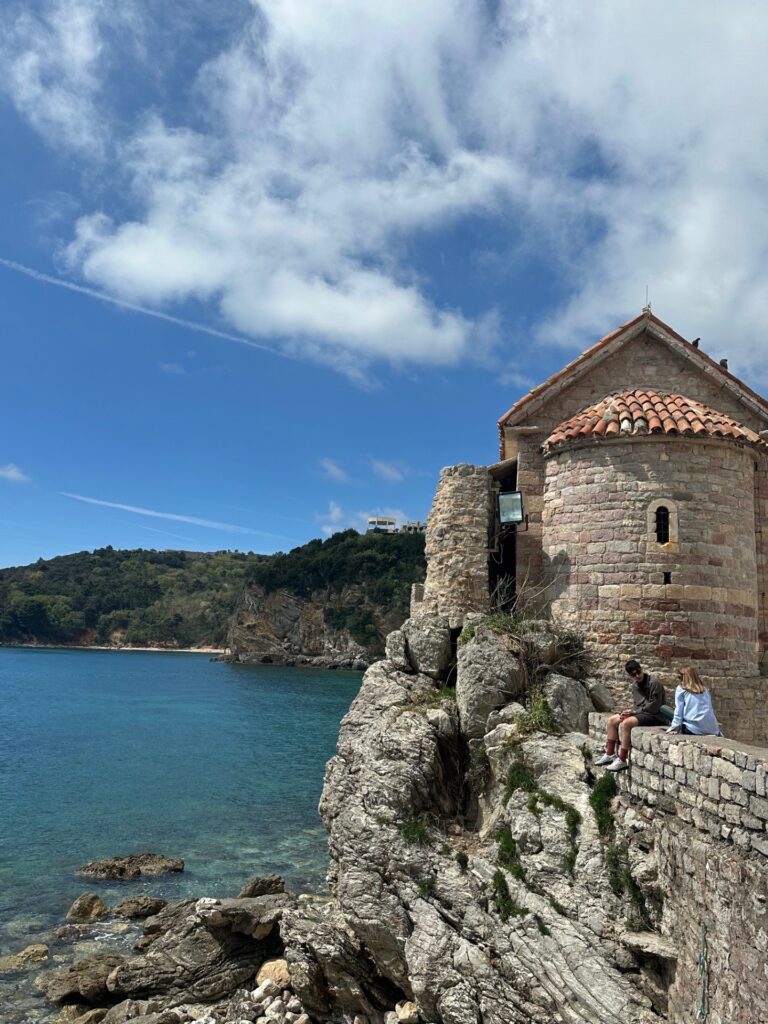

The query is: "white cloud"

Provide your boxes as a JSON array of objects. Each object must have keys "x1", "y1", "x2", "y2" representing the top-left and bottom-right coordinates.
[
  {"x1": 159, "y1": 361, "x2": 185, "y2": 375},
  {"x1": 0, "y1": 463, "x2": 30, "y2": 483},
  {"x1": 0, "y1": 0, "x2": 122, "y2": 154},
  {"x1": 8, "y1": 1, "x2": 768, "y2": 379},
  {"x1": 316, "y1": 500, "x2": 408, "y2": 537},
  {"x1": 319, "y1": 458, "x2": 349, "y2": 483},
  {"x1": 371, "y1": 459, "x2": 406, "y2": 483}
]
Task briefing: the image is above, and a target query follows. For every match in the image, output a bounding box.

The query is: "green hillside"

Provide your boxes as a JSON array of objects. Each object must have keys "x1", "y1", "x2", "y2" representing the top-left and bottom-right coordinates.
[{"x1": 0, "y1": 530, "x2": 425, "y2": 649}]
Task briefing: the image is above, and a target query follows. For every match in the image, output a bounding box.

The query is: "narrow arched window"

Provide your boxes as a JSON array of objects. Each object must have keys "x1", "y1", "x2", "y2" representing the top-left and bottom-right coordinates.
[{"x1": 655, "y1": 506, "x2": 670, "y2": 544}]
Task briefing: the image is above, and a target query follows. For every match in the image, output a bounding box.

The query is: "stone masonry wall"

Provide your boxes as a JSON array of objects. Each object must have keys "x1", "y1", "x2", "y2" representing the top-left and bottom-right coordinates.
[
  {"x1": 419, "y1": 464, "x2": 493, "y2": 627},
  {"x1": 542, "y1": 437, "x2": 760, "y2": 693},
  {"x1": 588, "y1": 714, "x2": 768, "y2": 1024}
]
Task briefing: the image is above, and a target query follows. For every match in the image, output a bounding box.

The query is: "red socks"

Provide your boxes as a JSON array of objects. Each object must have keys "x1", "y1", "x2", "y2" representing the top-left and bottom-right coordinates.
[
  {"x1": 606, "y1": 740, "x2": 616, "y2": 756},
  {"x1": 618, "y1": 747, "x2": 629, "y2": 762}
]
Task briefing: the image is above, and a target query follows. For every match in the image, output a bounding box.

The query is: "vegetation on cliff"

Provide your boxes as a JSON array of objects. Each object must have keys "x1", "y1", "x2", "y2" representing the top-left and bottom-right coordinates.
[{"x1": 0, "y1": 530, "x2": 425, "y2": 649}]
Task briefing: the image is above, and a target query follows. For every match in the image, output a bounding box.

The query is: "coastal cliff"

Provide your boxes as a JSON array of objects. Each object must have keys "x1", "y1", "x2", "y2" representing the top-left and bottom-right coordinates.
[{"x1": 227, "y1": 583, "x2": 405, "y2": 669}]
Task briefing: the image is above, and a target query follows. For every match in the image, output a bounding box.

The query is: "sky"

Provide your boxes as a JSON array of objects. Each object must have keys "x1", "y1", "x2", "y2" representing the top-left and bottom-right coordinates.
[{"x1": 3, "y1": 0, "x2": 768, "y2": 567}]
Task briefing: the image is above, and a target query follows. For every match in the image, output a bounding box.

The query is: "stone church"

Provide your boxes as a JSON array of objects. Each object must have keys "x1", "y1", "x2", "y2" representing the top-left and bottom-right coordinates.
[{"x1": 416, "y1": 309, "x2": 768, "y2": 742}]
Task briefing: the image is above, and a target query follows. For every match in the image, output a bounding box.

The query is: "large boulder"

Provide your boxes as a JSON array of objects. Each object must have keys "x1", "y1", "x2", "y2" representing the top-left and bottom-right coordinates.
[
  {"x1": 78, "y1": 854, "x2": 184, "y2": 880},
  {"x1": 106, "y1": 894, "x2": 292, "y2": 1003},
  {"x1": 456, "y1": 628, "x2": 523, "y2": 739},
  {"x1": 541, "y1": 673, "x2": 593, "y2": 734},
  {"x1": 67, "y1": 892, "x2": 110, "y2": 922},
  {"x1": 400, "y1": 616, "x2": 451, "y2": 679},
  {"x1": 37, "y1": 954, "x2": 126, "y2": 1005},
  {"x1": 583, "y1": 677, "x2": 614, "y2": 713}
]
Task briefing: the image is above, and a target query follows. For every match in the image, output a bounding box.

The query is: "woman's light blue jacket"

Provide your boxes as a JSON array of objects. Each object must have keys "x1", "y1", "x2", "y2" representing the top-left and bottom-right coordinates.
[{"x1": 667, "y1": 686, "x2": 721, "y2": 735}]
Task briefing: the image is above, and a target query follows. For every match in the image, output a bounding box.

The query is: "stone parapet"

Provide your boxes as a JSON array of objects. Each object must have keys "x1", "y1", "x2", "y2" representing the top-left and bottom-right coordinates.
[{"x1": 588, "y1": 712, "x2": 768, "y2": 855}]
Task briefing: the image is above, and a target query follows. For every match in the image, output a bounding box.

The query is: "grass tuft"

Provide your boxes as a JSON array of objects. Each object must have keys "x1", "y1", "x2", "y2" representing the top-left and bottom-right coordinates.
[
  {"x1": 589, "y1": 772, "x2": 618, "y2": 837},
  {"x1": 417, "y1": 876, "x2": 436, "y2": 898},
  {"x1": 491, "y1": 870, "x2": 527, "y2": 922}
]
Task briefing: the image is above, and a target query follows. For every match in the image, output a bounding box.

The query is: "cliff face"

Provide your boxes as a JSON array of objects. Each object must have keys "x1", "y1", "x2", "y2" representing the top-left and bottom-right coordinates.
[{"x1": 227, "y1": 584, "x2": 407, "y2": 670}]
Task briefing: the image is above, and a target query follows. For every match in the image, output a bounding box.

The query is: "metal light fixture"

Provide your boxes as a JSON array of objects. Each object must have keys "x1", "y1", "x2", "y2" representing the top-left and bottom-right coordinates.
[{"x1": 498, "y1": 490, "x2": 526, "y2": 526}]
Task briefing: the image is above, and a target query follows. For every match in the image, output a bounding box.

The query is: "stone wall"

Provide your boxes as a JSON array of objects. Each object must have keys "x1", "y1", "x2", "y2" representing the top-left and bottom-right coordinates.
[
  {"x1": 542, "y1": 436, "x2": 760, "y2": 691},
  {"x1": 418, "y1": 464, "x2": 493, "y2": 627},
  {"x1": 589, "y1": 714, "x2": 768, "y2": 1024}
]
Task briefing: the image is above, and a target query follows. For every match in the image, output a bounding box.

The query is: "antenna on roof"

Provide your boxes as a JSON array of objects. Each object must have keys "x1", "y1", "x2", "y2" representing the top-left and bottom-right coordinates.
[{"x1": 642, "y1": 285, "x2": 651, "y2": 313}]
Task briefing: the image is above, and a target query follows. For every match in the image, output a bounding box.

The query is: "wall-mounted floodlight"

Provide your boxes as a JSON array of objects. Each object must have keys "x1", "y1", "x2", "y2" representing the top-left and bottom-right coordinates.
[{"x1": 498, "y1": 490, "x2": 526, "y2": 526}]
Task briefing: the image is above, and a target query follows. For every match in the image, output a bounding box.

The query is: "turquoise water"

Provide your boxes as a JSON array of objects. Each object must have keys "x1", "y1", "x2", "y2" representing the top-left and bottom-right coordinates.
[{"x1": 0, "y1": 648, "x2": 360, "y2": 950}]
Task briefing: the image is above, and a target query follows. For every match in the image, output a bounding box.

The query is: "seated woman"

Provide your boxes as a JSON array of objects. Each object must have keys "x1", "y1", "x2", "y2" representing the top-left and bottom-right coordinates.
[{"x1": 667, "y1": 667, "x2": 721, "y2": 736}]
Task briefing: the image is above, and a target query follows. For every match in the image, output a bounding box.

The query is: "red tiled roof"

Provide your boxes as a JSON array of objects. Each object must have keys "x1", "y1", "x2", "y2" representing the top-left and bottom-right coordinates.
[
  {"x1": 544, "y1": 390, "x2": 766, "y2": 451},
  {"x1": 498, "y1": 311, "x2": 768, "y2": 435}
]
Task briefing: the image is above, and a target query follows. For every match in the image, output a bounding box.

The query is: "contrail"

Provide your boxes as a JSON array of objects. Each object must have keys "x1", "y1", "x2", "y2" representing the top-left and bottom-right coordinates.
[
  {"x1": 61, "y1": 492, "x2": 294, "y2": 541},
  {"x1": 0, "y1": 256, "x2": 300, "y2": 363}
]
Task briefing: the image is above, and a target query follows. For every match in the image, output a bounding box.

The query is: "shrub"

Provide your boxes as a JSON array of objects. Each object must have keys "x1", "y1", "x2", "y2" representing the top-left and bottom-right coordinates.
[
  {"x1": 399, "y1": 813, "x2": 431, "y2": 846},
  {"x1": 455, "y1": 851, "x2": 469, "y2": 873},
  {"x1": 417, "y1": 876, "x2": 436, "y2": 898},
  {"x1": 502, "y1": 762, "x2": 536, "y2": 805}
]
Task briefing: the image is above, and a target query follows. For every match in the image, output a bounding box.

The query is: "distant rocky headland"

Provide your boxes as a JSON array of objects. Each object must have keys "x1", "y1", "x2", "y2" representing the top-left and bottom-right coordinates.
[{"x1": 0, "y1": 531, "x2": 425, "y2": 668}]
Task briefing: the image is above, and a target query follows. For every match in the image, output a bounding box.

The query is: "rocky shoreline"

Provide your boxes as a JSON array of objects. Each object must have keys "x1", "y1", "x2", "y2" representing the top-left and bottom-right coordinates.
[{"x1": 3, "y1": 611, "x2": 675, "y2": 1024}]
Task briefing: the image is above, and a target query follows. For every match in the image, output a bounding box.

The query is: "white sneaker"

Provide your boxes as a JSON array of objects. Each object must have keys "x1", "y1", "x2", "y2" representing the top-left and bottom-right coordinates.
[
  {"x1": 605, "y1": 757, "x2": 628, "y2": 772},
  {"x1": 595, "y1": 752, "x2": 615, "y2": 766}
]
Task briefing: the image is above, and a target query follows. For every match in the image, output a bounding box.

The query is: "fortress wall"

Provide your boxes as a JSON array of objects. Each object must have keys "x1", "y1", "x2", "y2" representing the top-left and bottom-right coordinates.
[{"x1": 589, "y1": 714, "x2": 768, "y2": 1024}]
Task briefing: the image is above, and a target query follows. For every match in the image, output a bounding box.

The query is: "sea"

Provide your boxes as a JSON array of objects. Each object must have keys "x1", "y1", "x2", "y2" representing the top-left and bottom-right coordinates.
[{"x1": 0, "y1": 648, "x2": 361, "y2": 1020}]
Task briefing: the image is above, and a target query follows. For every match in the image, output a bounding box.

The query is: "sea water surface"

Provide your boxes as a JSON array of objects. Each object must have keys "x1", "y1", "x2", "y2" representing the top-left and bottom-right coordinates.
[{"x1": 0, "y1": 648, "x2": 361, "y2": 952}]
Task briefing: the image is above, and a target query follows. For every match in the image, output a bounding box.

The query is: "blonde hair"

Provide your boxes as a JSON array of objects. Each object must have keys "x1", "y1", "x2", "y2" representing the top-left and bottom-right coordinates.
[{"x1": 679, "y1": 667, "x2": 706, "y2": 694}]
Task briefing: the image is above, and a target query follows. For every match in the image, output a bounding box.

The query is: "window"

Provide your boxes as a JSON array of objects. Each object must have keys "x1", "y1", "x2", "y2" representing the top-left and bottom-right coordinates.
[
  {"x1": 646, "y1": 498, "x2": 678, "y2": 550},
  {"x1": 655, "y1": 506, "x2": 670, "y2": 545}
]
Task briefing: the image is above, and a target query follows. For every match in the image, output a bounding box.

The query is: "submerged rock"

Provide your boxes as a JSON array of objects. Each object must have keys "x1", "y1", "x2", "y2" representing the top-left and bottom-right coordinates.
[
  {"x1": 0, "y1": 943, "x2": 48, "y2": 972},
  {"x1": 77, "y1": 854, "x2": 184, "y2": 880}
]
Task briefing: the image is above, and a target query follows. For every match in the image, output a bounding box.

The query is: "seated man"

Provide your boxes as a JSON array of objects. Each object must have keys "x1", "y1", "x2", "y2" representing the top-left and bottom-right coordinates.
[{"x1": 595, "y1": 659, "x2": 666, "y2": 772}]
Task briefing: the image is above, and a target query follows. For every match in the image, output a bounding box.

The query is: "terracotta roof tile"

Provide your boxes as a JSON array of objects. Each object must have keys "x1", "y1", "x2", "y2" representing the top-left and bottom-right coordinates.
[{"x1": 543, "y1": 390, "x2": 766, "y2": 452}]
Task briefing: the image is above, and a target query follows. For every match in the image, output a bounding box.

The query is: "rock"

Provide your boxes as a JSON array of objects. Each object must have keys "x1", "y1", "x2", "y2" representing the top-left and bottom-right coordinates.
[
  {"x1": 0, "y1": 942, "x2": 48, "y2": 972},
  {"x1": 55, "y1": 1008, "x2": 89, "y2": 1024},
  {"x1": 251, "y1": 978, "x2": 281, "y2": 1003},
  {"x1": 55, "y1": 925, "x2": 83, "y2": 941},
  {"x1": 37, "y1": 954, "x2": 126, "y2": 1005},
  {"x1": 319, "y1": 613, "x2": 660, "y2": 1024},
  {"x1": 396, "y1": 1000, "x2": 419, "y2": 1022},
  {"x1": 583, "y1": 677, "x2": 614, "y2": 713},
  {"x1": 102, "y1": 1001, "x2": 151, "y2": 1024},
  {"x1": 485, "y1": 702, "x2": 526, "y2": 732},
  {"x1": 113, "y1": 896, "x2": 169, "y2": 919},
  {"x1": 78, "y1": 1011, "x2": 109, "y2": 1024},
  {"x1": 385, "y1": 630, "x2": 412, "y2": 673},
  {"x1": 67, "y1": 892, "x2": 110, "y2": 922},
  {"x1": 135, "y1": 899, "x2": 197, "y2": 950},
  {"x1": 541, "y1": 672, "x2": 593, "y2": 733},
  {"x1": 400, "y1": 616, "x2": 451, "y2": 679},
  {"x1": 281, "y1": 901, "x2": 403, "y2": 1020},
  {"x1": 238, "y1": 875, "x2": 285, "y2": 899},
  {"x1": 78, "y1": 854, "x2": 184, "y2": 880},
  {"x1": 456, "y1": 629, "x2": 523, "y2": 738},
  {"x1": 620, "y1": 931, "x2": 678, "y2": 961},
  {"x1": 255, "y1": 958, "x2": 291, "y2": 989},
  {"x1": 106, "y1": 894, "x2": 293, "y2": 1004}
]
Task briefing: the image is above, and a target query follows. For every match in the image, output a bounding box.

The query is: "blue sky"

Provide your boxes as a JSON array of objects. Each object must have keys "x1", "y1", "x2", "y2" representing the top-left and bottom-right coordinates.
[{"x1": 3, "y1": 1, "x2": 768, "y2": 567}]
